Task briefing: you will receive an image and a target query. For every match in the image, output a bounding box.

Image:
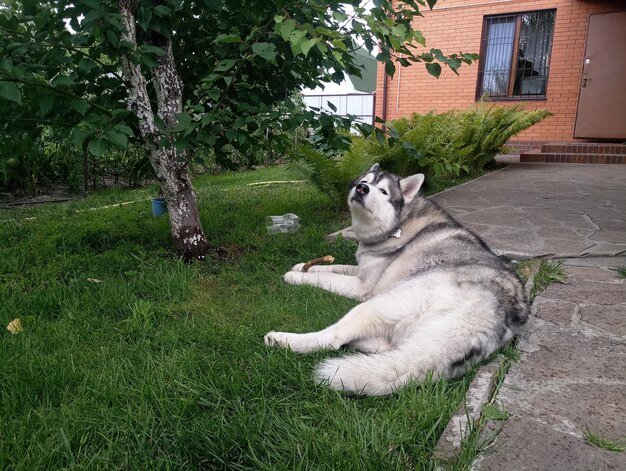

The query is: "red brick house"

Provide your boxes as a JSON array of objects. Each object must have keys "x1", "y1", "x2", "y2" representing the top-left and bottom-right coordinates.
[{"x1": 375, "y1": 0, "x2": 626, "y2": 164}]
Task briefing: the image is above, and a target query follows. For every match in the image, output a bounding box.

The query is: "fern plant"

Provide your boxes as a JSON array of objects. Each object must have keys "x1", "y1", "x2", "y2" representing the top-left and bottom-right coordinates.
[
  {"x1": 290, "y1": 144, "x2": 379, "y2": 205},
  {"x1": 350, "y1": 104, "x2": 550, "y2": 179},
  {"x1": 293, "y1": 103, "x2": 550, "y2": 204},
  {"x1": 456, "y1": 104, "x2": 551, "y2": 173}
]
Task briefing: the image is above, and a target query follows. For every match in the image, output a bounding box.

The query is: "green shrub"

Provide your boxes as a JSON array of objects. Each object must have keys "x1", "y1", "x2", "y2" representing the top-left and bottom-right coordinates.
[
  {"x1": 348, "y1": 112, "x2": 473, "y2": 181},
  {"x1": 290, "y1": 144, "x2": 379, "y2": 204},
  {"x1": 351, "y1": 104, "x2": 551, "y2": 180},
  {"x1": 454, "y1": 104, "x2": 551, "y2": 173},
  {"x1": 294, "y1": 104, "x2": 550, "y2": 204}
]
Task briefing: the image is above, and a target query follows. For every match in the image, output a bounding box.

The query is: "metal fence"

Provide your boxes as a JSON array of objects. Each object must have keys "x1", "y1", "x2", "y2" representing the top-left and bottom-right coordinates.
[{"x1": 301, "y1": 93, "x2": 376, "y2": 126}]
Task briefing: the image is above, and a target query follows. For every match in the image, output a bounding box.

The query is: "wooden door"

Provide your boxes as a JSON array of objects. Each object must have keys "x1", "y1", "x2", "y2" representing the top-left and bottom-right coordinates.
[{"x1": 574, "y1": 11, "x2": 626, "y2": 139}]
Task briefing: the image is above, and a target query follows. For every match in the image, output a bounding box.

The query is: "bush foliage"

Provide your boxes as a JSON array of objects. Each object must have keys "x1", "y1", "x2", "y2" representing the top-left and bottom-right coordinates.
[{"x1": 296, "y1": 104, "x2": 550, "y2": 203}]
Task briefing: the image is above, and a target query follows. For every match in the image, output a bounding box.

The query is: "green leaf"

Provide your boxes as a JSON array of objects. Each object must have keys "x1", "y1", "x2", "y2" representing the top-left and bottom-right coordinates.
[
  {"x1": 105, "y1": 30, "x2": 118, "y2": 47},
  {"x1": 39, "y1": 95, "x2": 55, "y2": 115},
  {"x1": 205, "y1": 88, "x2": 221, "y2": 101},
  {"x1": 70, "y1": 99, "x2": 89, "y2": 115},
  {"x1": 374, "y1": 128, "x2": 386, "y2": 146},
  {"x1": 251, "y1": 42, "x2": 277, "y2": 63},
  {"x1": 153, "y1": 5, "x2": 172, "y2": 17},
  {"x1": 53, "y1": 75, "x2": 75, "y2": 86},
  {"x1": 114, "y1": 124, "x2": 134, "y2": 136},
  {"x1": 140, "y1": 45, "x2": 166, "y2": 56},
  {"x1": 278, "y1": 20, "x2": 296, "y2": 41},
  {"x1": 463, "y1": 53, "x2": 479, "y2": 63},
  {"x1": 332, "y1": 11, "x2": 349, "y2": 22},
  {"x1": 88, "y1": 137, "x2": 106, "y2": 157},
  {"x1": 77, "y1": 57, "x2": 96, "y2": 73},
  {"x1": 105, "y1": 130, "x2": 128, "y2": 149},
  {"x1": 482, "y1": 404, "x2": 509, "y2": 421},
  {"x1": 0, "y1": 81, "x2": 22, "y2": 104},
  {"x1": 391, "y1": 24, "x2": 407, "y2": 39},
  {"x1": 327, "y1": 101, "x2": 337, "y2": 112},
  {"x1": 289, "y1": 31, "x2": 308, "y2": 56},
  {"x1": 385, "y1": 61, "x2": 396, "y2": 77},
  {"x1": 137, "y1": 7, "x2": 152, "y2": 32},
  {"x1": 203, "y1": 0, "x2": 223, "y2": 11},
  {"x1": 80, "y1": 0, "x2": 101, "y2": 9},
  {"x1": 427, "y1": 0, "x2": 438, "y2": 9},
  {"x1": 214, "y1": 34, "x2": 242, "y2": 43},
  {"x1": 425, "y1": 62, "x2": 441, "y2": 78},
  {"x1": 70, "y1": 128, "x2": 89, "y2": 148},
  {"x1": 301, "y1": 38, "x2": 319, "y2": 57},
  {"x1": 215, "y1": 59, "x2": 236, "y2": 72},
  {"x1": 431, "y1": 48, "x2": 446, "y2": 62},
  {"x1": 448, "y1": 57, "x2": 461, "y2": 74},
  {"x1": 413, "y1": 30, "x2": 426, "y2": 47}
]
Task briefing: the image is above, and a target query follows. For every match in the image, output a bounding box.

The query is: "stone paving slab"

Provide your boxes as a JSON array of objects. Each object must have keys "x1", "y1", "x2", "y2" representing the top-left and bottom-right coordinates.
[
  {"x1": 432, "y1": 164, "x2": 626, "y2": 258},
  {"x1": 473, "y1": 266, "x2": 626, "y2": 471}
]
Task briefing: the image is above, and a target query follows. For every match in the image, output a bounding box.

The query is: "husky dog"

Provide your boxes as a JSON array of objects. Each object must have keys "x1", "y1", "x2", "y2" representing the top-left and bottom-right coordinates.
[{"x1": 265, "y1": 164, "x2": 529, "y2": 396}]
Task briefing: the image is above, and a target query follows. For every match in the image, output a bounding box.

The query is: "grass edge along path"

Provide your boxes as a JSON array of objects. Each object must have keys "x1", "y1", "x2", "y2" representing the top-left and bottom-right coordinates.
[{"x1": 441, "y1": 259, "x2": 568, "y2": 470}]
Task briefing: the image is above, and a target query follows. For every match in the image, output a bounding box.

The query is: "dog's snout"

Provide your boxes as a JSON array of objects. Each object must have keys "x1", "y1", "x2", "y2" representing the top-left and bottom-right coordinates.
[{"x1": 356, "y1": 183, "x2": 369, "y2": 195}]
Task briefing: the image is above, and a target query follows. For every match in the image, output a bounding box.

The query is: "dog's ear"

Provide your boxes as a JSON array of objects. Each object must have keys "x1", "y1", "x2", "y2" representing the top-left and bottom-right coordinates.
[
  {"x1": 399, "y1": 173, "x2": 425, "y2": 203},
  {"x1": 368, "y1": 163, "x2": 380, "y2": 173}
]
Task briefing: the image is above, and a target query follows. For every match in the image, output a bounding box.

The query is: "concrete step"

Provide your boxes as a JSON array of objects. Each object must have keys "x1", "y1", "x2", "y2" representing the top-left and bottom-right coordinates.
[
  {"x1": 542, "y1": 142, "x2": 626, "y2": 155},
  {"x1": 520, "y1": 149, "x2": 626, "y2": 164}
]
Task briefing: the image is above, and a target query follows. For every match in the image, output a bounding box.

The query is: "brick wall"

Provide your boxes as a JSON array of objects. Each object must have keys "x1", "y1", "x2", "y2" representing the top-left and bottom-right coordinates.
[{"x1": 375, "y1": 0, "x2": 626, "y2": 146}]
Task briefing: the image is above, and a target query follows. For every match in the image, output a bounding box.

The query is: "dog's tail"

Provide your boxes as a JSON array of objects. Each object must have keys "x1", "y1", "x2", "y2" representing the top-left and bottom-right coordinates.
[{"x1": 314, "y1": 348, "x2": 447, "y2": 396}]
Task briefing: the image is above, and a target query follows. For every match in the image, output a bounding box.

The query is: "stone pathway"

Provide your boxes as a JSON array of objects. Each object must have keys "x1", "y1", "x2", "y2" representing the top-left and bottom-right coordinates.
[
  {"x1": 473, "y1": 265, "x2": 626, "y2": 471},
  {"x1": 426, "y1": 164, "x2": 626, "y2": 469},
  {"x1": 432, "y1": 164, "x2": 626, "y2": 259}
]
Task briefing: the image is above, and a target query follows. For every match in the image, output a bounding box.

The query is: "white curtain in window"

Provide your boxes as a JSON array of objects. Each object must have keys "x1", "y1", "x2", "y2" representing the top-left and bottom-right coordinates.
[{"x1": 481, "y1": 18, "x2": 516, "y2": 96}]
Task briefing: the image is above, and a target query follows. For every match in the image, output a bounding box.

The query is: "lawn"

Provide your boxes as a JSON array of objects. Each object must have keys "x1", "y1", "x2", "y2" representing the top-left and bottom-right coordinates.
[{"x1": 0, "y1": 166, "x2": 476, "y2": 470}]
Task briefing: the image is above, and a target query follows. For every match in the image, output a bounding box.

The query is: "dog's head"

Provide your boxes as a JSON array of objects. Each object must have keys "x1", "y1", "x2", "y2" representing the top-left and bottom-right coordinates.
[{"x1": 348, "y1": 164, "x2": 424, "y2": 242}]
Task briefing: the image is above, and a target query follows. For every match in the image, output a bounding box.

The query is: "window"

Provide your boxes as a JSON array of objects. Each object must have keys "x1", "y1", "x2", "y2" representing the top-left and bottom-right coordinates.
[{"x1": 477, "y1": 10, "x2": 556, "y2": 99}]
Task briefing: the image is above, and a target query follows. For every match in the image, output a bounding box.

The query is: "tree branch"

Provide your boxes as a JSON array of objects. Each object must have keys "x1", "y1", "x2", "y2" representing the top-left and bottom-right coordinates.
[
  {"x1": 0, "y1": 117, "x2": 77, "y2": 127},
  {"x1": 0, "y1": 78, "x2": 114, "y2": 115},
  {"x1": 0, "y1": 25, "x2": 124, "y2": 82}
]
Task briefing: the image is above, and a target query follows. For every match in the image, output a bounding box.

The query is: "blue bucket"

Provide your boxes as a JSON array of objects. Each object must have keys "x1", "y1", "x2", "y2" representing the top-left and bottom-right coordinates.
[{"x1": 151, "y1": 197, "x2": 167, "y2": 217}]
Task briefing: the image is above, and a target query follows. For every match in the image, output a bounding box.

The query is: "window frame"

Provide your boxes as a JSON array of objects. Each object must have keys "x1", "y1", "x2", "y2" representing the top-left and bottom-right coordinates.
[{"x1": 475, "y1": 9, "x2": 556, "y2": 101}]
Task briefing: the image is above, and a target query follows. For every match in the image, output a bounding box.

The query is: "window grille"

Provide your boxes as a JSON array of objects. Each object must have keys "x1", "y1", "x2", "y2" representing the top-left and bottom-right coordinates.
[{"x1": 478, "y1": 10, "x2": 556, "y2": 99}]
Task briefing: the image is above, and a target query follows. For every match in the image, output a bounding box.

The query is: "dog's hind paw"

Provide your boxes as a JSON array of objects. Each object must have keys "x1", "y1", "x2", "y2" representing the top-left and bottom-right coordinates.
[{"x1": 283, "y1": 271, "x2": 304, "y2": 285}]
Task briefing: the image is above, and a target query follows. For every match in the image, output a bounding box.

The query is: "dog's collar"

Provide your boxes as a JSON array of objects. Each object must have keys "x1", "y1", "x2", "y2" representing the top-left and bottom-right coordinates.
[{"x1": 356, "y1": 226, "x2": 402, "y2": 246}]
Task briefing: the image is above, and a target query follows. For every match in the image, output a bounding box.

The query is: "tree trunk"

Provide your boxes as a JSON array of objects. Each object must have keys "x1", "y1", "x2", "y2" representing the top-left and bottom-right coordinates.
[
  {"x1": 118, "y1": 0, "x2": 210, "y2": 260},
  {"x1": 154, "y1": 147, "x2": 210, "y2": 259}
]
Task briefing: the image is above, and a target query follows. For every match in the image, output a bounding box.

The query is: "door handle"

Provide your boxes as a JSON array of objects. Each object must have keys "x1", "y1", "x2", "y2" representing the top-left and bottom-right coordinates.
[{"x1": 582, "y1": 74, "x2": 588, "y2": 88}]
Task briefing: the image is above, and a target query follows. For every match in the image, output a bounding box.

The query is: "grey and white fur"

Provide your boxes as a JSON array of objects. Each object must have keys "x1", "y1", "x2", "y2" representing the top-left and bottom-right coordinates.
[{"x1": 265, "y1": 164, "x2": 529, "y2": 396}]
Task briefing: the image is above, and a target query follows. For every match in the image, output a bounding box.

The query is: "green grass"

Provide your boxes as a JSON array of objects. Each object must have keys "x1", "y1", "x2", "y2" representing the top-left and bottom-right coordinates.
[
  {"x1": 583, "y1": 426, "x2": 626, "y2": 452},
  {"x1": 515, "y1": 258, "x2": 567, "y2": 303},
  {"x1": 1, "y1": 166, "x2": 476, "y2": 470},
  {"x1": 614, "y1": 266, "x2": 626, "y2": 279}
]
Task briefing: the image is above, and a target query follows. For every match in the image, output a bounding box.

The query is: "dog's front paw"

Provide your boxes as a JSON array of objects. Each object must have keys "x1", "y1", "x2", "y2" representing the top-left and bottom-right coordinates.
[
  {"x1": 264, "y1": 331, "x2": 290, "y2": 348},
  {"x1": 290, "y1": 262, "x2": 306, "y2": 272},
  {"x1": 264, "y1": 331, "x2": 322, "y2": 353},
  {"x1": 264, "y1": 331, "x2": 305, "y2": 351}
]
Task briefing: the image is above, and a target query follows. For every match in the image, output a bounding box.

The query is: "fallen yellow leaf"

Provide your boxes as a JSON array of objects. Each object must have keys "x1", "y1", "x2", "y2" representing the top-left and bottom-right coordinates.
[{"x1": 7, "y1": 318, "x2": 23, "y2": 334}]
